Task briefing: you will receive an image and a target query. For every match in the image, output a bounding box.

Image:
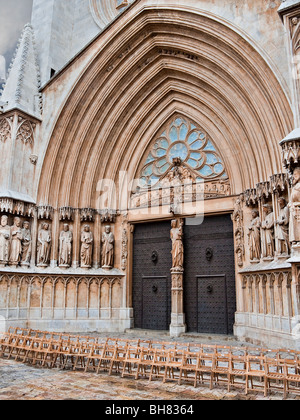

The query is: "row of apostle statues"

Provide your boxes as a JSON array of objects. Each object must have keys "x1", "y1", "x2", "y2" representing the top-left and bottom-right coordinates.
[
  {"x1": 0, "y1": 218, "x2": 115, "y2": 270},
  {"x1": 247, "y1": 167, "x2": 300, "y2": 262},
  {"x1": 248, "y1": 197, "x2": 290, "y2": 261}
]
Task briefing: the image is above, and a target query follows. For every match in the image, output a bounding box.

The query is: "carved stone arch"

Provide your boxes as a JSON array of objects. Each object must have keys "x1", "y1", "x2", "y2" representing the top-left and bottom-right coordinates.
[{"x1": 38, "y1": 6, "x2": 293, "y2": 209}]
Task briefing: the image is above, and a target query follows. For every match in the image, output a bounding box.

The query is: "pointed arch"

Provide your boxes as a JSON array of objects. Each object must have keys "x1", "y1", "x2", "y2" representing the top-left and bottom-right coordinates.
[{"x1": 37, "y1": 6, "x2": 293, "y2": 209}]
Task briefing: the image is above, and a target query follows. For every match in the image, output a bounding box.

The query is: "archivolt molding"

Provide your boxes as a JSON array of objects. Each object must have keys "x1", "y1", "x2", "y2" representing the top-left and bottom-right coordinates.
[{"x1": 38, "y1": 7, "x2": 293, "y2": 210}]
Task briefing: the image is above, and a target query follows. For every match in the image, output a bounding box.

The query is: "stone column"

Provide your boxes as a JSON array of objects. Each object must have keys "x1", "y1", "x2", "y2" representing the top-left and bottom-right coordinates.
[
  {"x1": 169, "y1": 219, "x2": 186, "y2": 337},
  {"x1": 170, "y1": 268, "x2": 186, "y2": 337}
]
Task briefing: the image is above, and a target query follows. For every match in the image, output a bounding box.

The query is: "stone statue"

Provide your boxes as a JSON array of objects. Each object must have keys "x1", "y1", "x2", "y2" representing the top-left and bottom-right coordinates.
[
  {"x1": 276, "y1": 197, "x2": 290, "y2": 255},
  {"x1": 9, "y1": 217, "x2": 23, "y2": 267},
  {"x1": 261, "y1": 204, "x2": 275, "y2": 259},
  {"x1": 170, "y1": 219, "x2": 184, "y2": 270},
  {"x1": 0, "y1": 215, "x2": 10, "y2": 267},
  {"x1": 80, "y1": 225, "x2": 93, "y2": 268},
  {"x1": 289, "y1": 167, "x2": 300, "y2": 245},
  {"x1": 21, "y1": 221, "x2": 31, "y2": 267},
  {"x1": 248, "y1": 210, "x2": 261, "y2": 262},
  {"x1": 101, "y1": 225, "x2": 114, "y2": 269},
  {"x1": 37, "y1": 223, "x2": 51, "y2": 266},
  {"x1": 59, "y1": 224, "x2": 73, "y2": 267}
]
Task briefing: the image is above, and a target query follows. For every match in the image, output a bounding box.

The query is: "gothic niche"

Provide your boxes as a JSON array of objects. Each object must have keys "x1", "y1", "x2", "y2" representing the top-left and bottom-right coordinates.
[
  {"x1": 248, "y1": 209, "x2": 261, "y2": 263},
  {"x1": 37, "y1": 222, "x2": 51, "y2": 267},
  {"x1": 0, "y1": 216, "x2": 32, "y2": 269}
]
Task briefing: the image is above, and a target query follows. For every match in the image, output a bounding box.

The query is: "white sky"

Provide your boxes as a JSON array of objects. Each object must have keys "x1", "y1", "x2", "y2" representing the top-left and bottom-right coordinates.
[{"x1": 0, "y1": 0, "x2": 33, "y2": 73}]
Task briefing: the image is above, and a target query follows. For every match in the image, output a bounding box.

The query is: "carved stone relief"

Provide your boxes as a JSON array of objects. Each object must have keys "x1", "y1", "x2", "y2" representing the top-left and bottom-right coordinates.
[
  {"x1": 261, "y1": 204, "x2": 275, "y2": 260},
  {"x1": 289, "y1": 167, "x2": 300, "y2": 245},
  {"x1": 37, "y1": 223, "x2": 51, "y2": 267},
  {"x1": 80, "y1": 225, "x2": 93, "y2": 269},
  {"x1": 101, "y1": 225, "x2": 115, "y2": 269},
  {"x1": 170, "y1": 219, "x2": 184, "y2": 271},
  {"x1": 59, "y1": 224, "x2": 73, "y2": 268},
  {"x1": 248, "y1": 210, "x2": 261, "y2": 262}
]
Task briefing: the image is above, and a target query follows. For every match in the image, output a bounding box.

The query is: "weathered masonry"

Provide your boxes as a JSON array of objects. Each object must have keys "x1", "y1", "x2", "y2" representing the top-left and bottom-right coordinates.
[{"x1": 1, "y1": 0, "x2": 300, "y2": 350}]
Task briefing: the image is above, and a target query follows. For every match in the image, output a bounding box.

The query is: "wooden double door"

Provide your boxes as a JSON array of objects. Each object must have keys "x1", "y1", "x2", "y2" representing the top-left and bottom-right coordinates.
[{"x1": 132, "y1": 215, "x2": 236, "y2": 334}]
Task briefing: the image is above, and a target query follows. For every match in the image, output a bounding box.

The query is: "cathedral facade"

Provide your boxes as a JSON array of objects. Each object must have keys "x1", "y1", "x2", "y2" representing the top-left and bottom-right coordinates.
[{"x1": 1, "y1": 0, "x2": 300, "y2": 349}]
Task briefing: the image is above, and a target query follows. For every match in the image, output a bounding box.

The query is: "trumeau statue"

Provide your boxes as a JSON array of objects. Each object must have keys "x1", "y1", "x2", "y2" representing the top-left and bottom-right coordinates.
[
  {"x1": 37, "y1": 223, "x2": 51, "y2": 266},
  {"x1": 59, "y1": 224, "x2": 73, "y2": 268},
  {"x1": 261, "y1": 204, "x2": 275, "y2": 259},
  {"x1": 171, "y1": 219, "x2": 184, "y2": 270},
  {"x1": 289, "y1": 167, "x2": 300, "y2": 245},
  {"x1": 101, "y1": 225, "x2": 115, "y2": 269},
  {"x1": 21, "y1": 221, "x2": 31, "y2": 266},
  {"x1": 276, "y1": 197, "x2": 290, "y2": 255},
  {"x1": 81, "y1": 224, "x2": 93, "y2": 268},
  {"x1": 0, "y1": 215, "x2": 10, "y2": 267},
  {"x1": 248, "y1": 210, "x2": 261, "y2": 262},
  {"x1": 9, "y1": 217, "x2": 23, "y2": 267}
]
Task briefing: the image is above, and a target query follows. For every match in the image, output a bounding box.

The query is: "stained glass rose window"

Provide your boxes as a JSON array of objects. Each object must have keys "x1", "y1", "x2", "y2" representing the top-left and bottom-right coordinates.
[{"x1": 139, "y1": 117, "x2": 228, "y2": 187}]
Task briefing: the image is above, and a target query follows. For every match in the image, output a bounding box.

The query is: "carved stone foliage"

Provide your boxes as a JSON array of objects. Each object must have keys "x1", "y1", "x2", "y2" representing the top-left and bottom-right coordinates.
[{"x1": 0, "y1": 117, "x2": 11, "y2": 143}]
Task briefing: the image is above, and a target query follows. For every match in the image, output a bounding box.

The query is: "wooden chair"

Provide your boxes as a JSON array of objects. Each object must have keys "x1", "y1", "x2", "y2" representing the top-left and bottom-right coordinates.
[
  {"x1": 96, "y1": 343, "x2": 116, "y2": 374},
  {"x1": 163, "y1": 350, "x2": 184, "y2": 383},
  {"x1": 84, "y1": 344, "x2": 105, "y2": 373},
  {"x1": 228, "y1": 352, "x2": 247, "y2": 392},
  {"x1": 264, "y1": 357, "x2": 286, "y2": 397},
  {"x1": 284, "y1": 359, "x2": 300, "y2": 397},
  {"x1": 121, "y1": 346, "x2": 142, "y2": 378},
  {"x1": 212, "y1": 349, "x2": 231, "y2": 389},
  {"x1": 194, "y1": 351, "x2": 215, "y2": 389},
  {"x1": 135, "y1": 348, "x2": 155, "y2": 380},
  {"x1": 178, "y1": 351, "x2": 198, "y2": 386},
  {"x1": 149, "y1": 349, "x2": 169, "y2": 382},
  {"x1": 245, "y1": 356, "x2": 267, "y2": 396}
]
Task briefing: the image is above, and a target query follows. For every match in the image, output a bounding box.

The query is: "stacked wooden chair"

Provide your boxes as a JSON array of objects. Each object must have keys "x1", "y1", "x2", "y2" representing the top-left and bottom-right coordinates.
[{"x1": 1, "y1": 327, "x2": 300, "y2": 398}]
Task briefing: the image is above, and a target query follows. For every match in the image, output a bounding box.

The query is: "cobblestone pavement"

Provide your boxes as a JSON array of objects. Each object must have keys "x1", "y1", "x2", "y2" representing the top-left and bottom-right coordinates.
[{"x1": 0, "y1": 330, "x2": 298, "y2": 400}]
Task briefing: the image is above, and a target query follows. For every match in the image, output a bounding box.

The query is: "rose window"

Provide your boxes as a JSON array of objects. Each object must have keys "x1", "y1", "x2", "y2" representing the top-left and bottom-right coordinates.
[{"x1": 139, "y1": 117, "x2": 228, "y2": 187}]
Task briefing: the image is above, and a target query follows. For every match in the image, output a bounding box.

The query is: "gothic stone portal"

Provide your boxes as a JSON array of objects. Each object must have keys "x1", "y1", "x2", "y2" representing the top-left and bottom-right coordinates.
[{"x1": 133, "y1": 215, "x2": 236, "y2": 334}]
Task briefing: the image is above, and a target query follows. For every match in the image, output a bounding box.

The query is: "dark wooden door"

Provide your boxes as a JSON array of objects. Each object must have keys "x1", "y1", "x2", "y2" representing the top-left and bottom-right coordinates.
[
  {"x1": 184, "y1": 214, "x2": 236, "y2": 335},
  {"x1": 133, "y1": 221, "x2": 172, "y2": 331}
]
